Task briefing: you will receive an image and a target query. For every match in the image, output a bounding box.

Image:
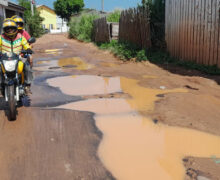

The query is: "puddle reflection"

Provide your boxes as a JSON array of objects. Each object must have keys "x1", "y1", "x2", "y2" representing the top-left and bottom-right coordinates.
[{"x1": 48, "y1": 75, "x2": 121, "y2": 96}]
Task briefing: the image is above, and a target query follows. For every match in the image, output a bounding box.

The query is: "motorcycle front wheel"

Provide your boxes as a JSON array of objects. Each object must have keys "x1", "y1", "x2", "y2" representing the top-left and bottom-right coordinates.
[{"x1": 8, "y1": 85, "x2": 16, "y2": 120}]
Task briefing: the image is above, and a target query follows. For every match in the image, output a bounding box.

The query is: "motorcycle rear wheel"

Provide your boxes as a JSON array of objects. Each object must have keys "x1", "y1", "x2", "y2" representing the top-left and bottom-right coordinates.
[{"x1": 8, "y1": 85, "x2": 16, "y2": 120}]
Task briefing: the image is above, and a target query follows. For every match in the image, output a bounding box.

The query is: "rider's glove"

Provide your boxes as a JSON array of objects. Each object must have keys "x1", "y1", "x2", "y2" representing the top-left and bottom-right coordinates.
[{"x1": 27, "y1": 49, "x2": 33, "y2": 54}]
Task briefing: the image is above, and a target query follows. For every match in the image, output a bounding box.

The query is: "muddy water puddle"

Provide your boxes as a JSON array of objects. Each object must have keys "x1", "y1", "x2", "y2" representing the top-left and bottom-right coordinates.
[
  {"x1": 48, "y1": 75, "x2": 121, "y2": 96},
  {"x1": 36, "y1": 60, "x2": 51, "y2": 65},
  {"x1": 34, "y1": 57, "x2": 93, "y2": 71},
  {"x1": 58, "y1": 57, "x2": 93, "y2": 70},
  {"x1": 48, "y1": 75, "x2": 220, "y2": 180}
]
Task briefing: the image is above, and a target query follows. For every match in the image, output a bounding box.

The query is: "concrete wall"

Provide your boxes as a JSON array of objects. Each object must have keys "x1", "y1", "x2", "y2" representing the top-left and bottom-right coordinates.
[{"x1": 0, "y1": 5, "x2": 5, "y2": 33}]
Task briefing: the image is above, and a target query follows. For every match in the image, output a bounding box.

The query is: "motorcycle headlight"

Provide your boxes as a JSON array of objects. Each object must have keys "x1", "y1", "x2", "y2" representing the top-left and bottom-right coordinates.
[{"x1": 3, "y1": 60, "x2": 18, "y2": 72}]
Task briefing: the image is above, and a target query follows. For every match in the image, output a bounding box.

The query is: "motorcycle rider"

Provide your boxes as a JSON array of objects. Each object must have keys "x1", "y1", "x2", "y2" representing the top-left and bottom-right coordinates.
[
  {"x1": 11, "y1": 15, "x2": 31, "y2": 41},
  {"x1": 0, "y1": 18, "x2": 33, "y2": 92},
  {"x1": 11, "y1": 15, "x2": 33, "y2": 67}
]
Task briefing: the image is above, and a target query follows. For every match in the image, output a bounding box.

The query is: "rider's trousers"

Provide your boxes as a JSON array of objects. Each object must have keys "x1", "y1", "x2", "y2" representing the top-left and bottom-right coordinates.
[
  {"x1": 24, "y1": 61, "x2": 33, "y2": 85},
  {"x1": 0, "y1": 68, "x2": 2, "y2": 87}
]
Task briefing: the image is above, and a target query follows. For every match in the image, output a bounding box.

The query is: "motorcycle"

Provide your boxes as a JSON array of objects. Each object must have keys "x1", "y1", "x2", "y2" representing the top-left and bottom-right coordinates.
[{"x1": 0, "y1": 37, "x2": 35, "y2": 120}]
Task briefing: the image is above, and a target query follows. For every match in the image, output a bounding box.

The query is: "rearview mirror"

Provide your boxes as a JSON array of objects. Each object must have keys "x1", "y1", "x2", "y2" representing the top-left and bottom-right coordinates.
[{"x1": 28, "y1": 37, "x2": 36, "y2": 44}]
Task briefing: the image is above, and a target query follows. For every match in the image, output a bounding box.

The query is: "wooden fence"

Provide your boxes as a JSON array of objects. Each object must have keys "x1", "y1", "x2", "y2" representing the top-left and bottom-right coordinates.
[
  {"x1": 93, "y1": 17, "x2": 110, "y2": 43},
  {"x1": 166, "y1": 0, "x2": 220, "y2": 67},
  {"x1": 119, "y1": 7, "x2": 151, "y2": 49}
]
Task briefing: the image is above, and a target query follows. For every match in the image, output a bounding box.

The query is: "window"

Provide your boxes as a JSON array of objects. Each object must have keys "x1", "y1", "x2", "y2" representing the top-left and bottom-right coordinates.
[
  {"x1": 49, "y1": 24, "x2": 53, "y2": 30},
  {"x1": 5, "y1": 9, "x2": 16, "y2": 18},
  {"x1": 42, "y1": 24, "x2": 45, "y2": 29}
]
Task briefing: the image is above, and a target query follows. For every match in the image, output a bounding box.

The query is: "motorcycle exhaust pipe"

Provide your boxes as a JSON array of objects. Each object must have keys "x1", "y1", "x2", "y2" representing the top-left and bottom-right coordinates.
[
  {"x1": 5, "y1": 86, "x2": 8, "y2": 102},
  {"x1": 16, "y1": 86, "x2": 19, "y2": 101}
]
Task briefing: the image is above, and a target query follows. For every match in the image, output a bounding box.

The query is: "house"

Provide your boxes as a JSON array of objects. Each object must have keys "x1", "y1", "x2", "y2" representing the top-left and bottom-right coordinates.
[
  {"x1": 5, "y1": 1, "x2": 25, "y2": 18},
  {"x1": 37, "y1": 5, "x2": 69, "y2": 33},
  {"x1": 56, "y1": 16, "x2": 68, "y2": 33},
  {"x1": 36, "y1": 5, "x2": 57, "y2": 31},
  {"x1": 0, "y1": 0, "x2": 25, "y2": 32}
]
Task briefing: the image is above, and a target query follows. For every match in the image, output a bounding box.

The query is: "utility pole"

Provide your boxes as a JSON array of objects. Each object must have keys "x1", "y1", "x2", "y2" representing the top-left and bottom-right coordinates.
[
  {"x1": 101, "y1": 0, "x2": 104, "y2": 12},
  {"x1": 30, "y1": 0, "x2": 34, "y2": 16}
]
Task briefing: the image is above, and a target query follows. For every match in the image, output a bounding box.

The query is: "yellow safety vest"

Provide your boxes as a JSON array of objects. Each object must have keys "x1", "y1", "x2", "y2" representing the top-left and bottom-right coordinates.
[{"x1": 0, "y1": 33, "x2": 30, "y2": 54}]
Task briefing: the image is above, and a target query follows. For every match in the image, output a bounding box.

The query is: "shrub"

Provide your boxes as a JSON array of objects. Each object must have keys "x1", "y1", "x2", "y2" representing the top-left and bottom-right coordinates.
[
  {"x1": 136, "y1": 50, "x2": 147, "y2": 61},
  {"x1": 107, "y1": 10, "x2": 121, "y2": 22},
  {"x1": 99, "y1": 40, "x2": 147, "y2": 61},
  {"x1": 69, "y1": 13, "x2": 100, "y2": 42},
  {"x1": 26, "y1": 11, "x2": 45, "y2": 37}
]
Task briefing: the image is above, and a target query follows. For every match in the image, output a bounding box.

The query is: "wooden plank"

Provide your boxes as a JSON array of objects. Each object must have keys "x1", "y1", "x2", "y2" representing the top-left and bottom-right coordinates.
[
  {"x1": 204, "y1": 0, "x2": 212, "y2": 65},
  {"x1": 170, "y1": 0, "x2": 174, "y2": 55},
  {"x1": 168, "y1": 0, "x2": 172, "y2": 53},
  {"x1": 179, "y1": 0, "x2": 184, "y2": 59},
  {"x1": 172, "y1": 0, "x2": 177, "y2": 57},
  {"x1": 188, "y1": 0, "x2": 193, "y2": 61},
  {"x1": 217, "y1": 0, "x2": 220, "y2": 67},
  {"x1": 167, "y1": 0, "x2": 172, "y2": 54},
  {"x1": 168, "y1": 0, "x2": 172, "y2": 55},
  {"x1": 185, "y1": 0, "x2": 190, "y2": 61},
  {"x1": 187, "y1": 0, "x2": 192, "y2": 60},
  {"x1": 212, "y1": 0, "x2": 218, "y2": 65},
  {"x1": 169, "y1": 0, "x2": 174, "y2": 56},
  {"x1": 191, "y1": 0, "x2": 196, "y2": 61},
  {"x1": 183, "y1": 0, "x2": 188, "y2": 60},
  {"x1": 208, "y1": 0, "x2": 212, "y2": 65},
  {"x1": 176, "y1": 0, "x2": 181, "y2": 58},
  {"x1": 209, "y1": 0, "x2": 217, "y2": 65},
  {"x1": 193, "y1": 0, "x2": 197, "y2": 62},
  {"x1": 176, "y1": 0, "x2": 180, "y2": 57},
  {"x1": 165, "y1": 0, "x2": 169, "y2": 51},
  {"x1": 180, "y1": 0, "x2": 185, "y2": 59},
  {"x1": 198, "y1": 0, "x2": 204, "y2": 64},
  {"x1": 195, "y1": 0, "x2": 200, "y2": 64},
  {"x1": 202, "y1": 0, "x2": 208, "y2": 64}
]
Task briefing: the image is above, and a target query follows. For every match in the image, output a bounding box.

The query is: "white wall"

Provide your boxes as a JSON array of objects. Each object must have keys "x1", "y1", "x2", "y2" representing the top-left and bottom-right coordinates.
[{"x1": 56, "y1": 16, "x2": 68, "y2": 33}]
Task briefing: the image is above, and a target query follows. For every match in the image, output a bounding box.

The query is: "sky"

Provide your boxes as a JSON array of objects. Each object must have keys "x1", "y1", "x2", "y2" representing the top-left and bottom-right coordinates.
[{"x1": 15, "y1": 0, "x2": 142, "y2": 12}]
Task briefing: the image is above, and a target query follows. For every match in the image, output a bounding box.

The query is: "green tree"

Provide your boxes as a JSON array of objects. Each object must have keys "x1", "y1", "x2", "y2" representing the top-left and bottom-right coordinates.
[
  {"x1": 54, "y1": 0, "x2": 84, "y2": 21},
  {"x1": 18, "y1": 0, "x2": 44, "y2": 37}
]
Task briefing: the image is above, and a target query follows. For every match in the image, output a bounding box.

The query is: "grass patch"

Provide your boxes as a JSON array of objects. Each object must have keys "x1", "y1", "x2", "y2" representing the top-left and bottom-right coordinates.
[
  {"x1": 148, "y1": 50, "x2": 220, "y2": 75},
  {"x1": 98, "y1": 40, "x2": 147, "y2": 61},
  {"x1": 98, "y1": 40, "x2": 220, "y2": 75}
]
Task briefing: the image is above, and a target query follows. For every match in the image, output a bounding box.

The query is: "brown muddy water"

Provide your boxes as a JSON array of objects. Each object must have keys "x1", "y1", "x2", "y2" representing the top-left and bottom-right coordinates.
[
  {"x1": 58, "y1": 57, "x2": 94, "y2": 70},
  {"x1": 48, "y1": 75, "x2": 220, "y2": 180},
  {"x1": 35, "y1": 57, "x2": 93, "y2": 71}
]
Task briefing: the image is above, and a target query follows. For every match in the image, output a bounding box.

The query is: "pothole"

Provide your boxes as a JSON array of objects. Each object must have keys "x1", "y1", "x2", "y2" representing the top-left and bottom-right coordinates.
[
  {"x1": 48, "y1": 75, "x2": 220, "y2": 180},
  {"x1": 48, "y1": 66, "x2": 61, "y2": 70},
  {"x1": 58, "y1": 57, "x2": 93, "y2": 70}
]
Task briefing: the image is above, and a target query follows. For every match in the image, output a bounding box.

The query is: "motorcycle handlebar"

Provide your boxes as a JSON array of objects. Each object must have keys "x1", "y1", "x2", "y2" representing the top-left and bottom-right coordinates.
[{"x1": 21, "y1": 49, "x2": 34, "y2": 54}]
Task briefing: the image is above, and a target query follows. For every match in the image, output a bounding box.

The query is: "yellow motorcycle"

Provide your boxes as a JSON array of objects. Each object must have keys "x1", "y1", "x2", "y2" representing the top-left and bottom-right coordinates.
[{"x1": 0, "y1": 50, "x2": 31, "y2": 120}]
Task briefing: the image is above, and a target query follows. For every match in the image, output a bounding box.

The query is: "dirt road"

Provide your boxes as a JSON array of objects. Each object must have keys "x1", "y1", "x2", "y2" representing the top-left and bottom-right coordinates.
[{"x1": 0, "y1": 34, "x2": 220, "y2": 180}]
